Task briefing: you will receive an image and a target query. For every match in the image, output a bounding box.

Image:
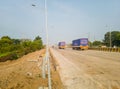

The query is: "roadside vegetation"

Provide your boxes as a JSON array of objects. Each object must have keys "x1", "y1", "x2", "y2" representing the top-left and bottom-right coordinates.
[
  {"x1": 0, "y1": 36, "x2": 43, "y2": 62},
  {"x1": 91, "y1": 31, "x2": 120, "y2": 47}
]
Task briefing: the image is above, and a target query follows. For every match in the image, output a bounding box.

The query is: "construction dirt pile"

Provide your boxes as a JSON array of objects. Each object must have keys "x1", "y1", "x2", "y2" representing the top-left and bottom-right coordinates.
[{"x1": 0, "y1": 49, "x2": 64, "y2": 89}]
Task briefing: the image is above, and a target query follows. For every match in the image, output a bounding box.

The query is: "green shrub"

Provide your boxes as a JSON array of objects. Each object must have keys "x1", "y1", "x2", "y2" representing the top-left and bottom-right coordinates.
[{"x1": 0, "y1": 36, "x2": 43, "y2": 62}]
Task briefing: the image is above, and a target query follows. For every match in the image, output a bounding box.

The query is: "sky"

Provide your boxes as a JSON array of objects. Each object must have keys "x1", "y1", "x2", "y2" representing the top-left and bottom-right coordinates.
[{"x1": 0, "y1": 0, "x2": 120, "y2": 45}]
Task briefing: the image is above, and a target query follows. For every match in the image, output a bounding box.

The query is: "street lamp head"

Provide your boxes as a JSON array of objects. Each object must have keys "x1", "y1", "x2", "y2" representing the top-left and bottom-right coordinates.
[{"x1": 32, "y1": 4, "x2": 36, "y2": 7}]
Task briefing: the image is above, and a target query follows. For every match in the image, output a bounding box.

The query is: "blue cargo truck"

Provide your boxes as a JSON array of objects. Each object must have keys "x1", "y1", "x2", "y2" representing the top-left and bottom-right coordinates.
[
  {"x1": 58, "y1": 42, "x2": 66, "y2": 49},
  {"x1": 72, "y1": 38, "x2": 89, "y2": 50}
]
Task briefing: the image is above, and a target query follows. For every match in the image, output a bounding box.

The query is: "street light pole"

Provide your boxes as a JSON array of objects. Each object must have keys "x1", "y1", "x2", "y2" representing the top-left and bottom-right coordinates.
[
  {"x1": 106, "y1": 25, "x2": 112, "y2": 48},
  {"x1": 45, "y1": 0, "x2": 52, "y2": 89},
  {"x1": 45, "y1": 0, "x2": 48, "y2": 51},
  {"x1": 32, "y1": 1, "x2": 52, "y2": 88},
  {"x1": 42, "y1": 0, "x2": 49, "y2": 79}
]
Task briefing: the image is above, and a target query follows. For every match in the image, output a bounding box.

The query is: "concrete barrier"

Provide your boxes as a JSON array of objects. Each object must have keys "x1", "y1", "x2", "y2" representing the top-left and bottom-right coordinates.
[{"x1": 89, "y1": 47, "x2": 120, "y2": 53}]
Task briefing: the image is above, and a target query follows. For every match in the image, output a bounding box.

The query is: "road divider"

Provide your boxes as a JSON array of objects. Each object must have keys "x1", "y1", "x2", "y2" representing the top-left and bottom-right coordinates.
[{"x1": 89, "y1": 47, "x2": 120, "y2": 52}]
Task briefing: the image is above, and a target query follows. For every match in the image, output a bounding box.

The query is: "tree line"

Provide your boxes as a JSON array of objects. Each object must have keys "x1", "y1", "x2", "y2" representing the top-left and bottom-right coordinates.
[
  {"x1": 0, "y1": 36, "x2": 43, "y2": 62},
  {"x1": 92, "y1": 31, "x2": 120, "y2": 47}
]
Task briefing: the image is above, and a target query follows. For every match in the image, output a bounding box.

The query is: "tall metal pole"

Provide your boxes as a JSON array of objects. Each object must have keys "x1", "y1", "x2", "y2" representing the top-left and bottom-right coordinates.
[
  {"x1": 45, "y1": 0, "x2": 48, "y2": 51},
  {"x1": 45, "y1": 0, "x2": 52, "y2": 89},
  {"x1": 31, "y1": 1, "x2": 52, "y2": 88},
  {"x1": 42, "y1": 0, "x2": 49, "y2": 79}
]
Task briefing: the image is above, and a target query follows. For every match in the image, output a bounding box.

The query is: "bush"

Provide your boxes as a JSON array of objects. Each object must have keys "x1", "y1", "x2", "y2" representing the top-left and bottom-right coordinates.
[
  {"x1": 0, "y1": 36, "x2": 43, "y2": 62},
  {"x1": 10, "y1": 52, "x2": 18, "y2": 60},
  {"x1": 0, "y1": 52, "x2": 18, "y2": 62}
]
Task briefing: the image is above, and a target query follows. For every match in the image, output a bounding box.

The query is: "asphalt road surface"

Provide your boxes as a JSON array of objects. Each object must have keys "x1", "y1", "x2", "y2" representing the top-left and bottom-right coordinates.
[{"x1": 50, "y1": 48, "x2": 120, "y2": 89}]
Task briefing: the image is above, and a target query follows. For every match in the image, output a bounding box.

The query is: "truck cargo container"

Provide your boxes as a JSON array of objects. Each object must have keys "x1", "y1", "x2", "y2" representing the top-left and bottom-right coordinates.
[
  {"x1": 58, "y1": 42, "x2": 66, "y2": 49},
  {"x1": 72, "y1": 38, "x2": 88, "y2": 50}
]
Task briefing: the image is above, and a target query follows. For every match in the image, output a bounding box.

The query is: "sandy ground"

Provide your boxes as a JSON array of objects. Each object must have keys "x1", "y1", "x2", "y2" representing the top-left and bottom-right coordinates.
[
  {"x1": 50, "y1": 48, "x2": 120, "y2": 89},
  {"x1": 0, "y1": 49, "x2": 63, "y2": 89}
]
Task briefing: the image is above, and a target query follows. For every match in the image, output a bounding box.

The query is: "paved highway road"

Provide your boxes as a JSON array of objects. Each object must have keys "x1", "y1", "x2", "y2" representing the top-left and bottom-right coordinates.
[{"x1": 50, "y1": 48, "x2": 120, "y2": 89}]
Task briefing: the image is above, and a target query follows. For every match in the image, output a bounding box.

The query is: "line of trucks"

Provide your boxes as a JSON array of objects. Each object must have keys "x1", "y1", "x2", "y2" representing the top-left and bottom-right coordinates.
[{"x1": 58, "y1": 38, "x2": 89, "y2": 50}]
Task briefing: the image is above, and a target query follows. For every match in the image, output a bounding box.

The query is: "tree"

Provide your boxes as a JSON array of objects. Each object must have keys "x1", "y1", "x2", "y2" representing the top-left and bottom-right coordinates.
[
  {"x1": 0, "y1": 36, "x2": 13, "y2": 46},
  {"x1": 103, "y1": 31, "x2": 120, "y2": 47},
  {"x1": 0, "y1": 36, "x2": 14, "y2": 53},
  {"x1": 34, "y1": 36, "x2": 42, "y2": 41},
  {"x1": 33, "y1": 36, "x2": 43, "y2": 49},
  {"x1": 92, "y1": 41, "x2": 102, "y2": 47},
  {"x1": 12, "y1": 39, "x2": 21, "y2": 44},
  {"x1": 22, "y1": 41, "x2": 32, "y2": 48},
  {"x1": 1, "y1": 36, "x2": 11, "y2": 40}
]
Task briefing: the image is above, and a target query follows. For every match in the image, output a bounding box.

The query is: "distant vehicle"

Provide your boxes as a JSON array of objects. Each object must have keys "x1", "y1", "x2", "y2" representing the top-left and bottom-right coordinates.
[
  {"x1": 58, "y1": 42, "x2": 66, "y2": 49},
  {"x1": 72, "y1": 38, "x2": 89, "y2": 50}
]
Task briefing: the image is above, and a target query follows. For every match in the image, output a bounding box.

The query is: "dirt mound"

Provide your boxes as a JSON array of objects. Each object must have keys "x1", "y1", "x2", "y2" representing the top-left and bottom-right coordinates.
[{"x1": 0, "y1": 49, "x2": 64, "y2": 89}]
